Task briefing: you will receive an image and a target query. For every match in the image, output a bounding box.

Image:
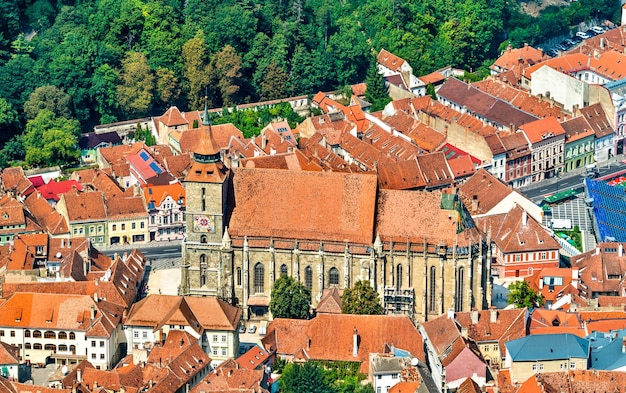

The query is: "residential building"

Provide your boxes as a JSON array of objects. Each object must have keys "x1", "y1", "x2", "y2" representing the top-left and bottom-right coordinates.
[
  {"x1": 437, "y1": 77, "x2": 538, "y2": 132},
  {"x1": 501, "y1": 132, "x2": 533, "y2": 187},
  {"x1": 561, "y1": 117, "x2": 596, "y2": 173},
  {"x1": 587, "y1": 329, "x2": 626, "y2": 371},
  {"x1": 0, "y1": 292, "x2": 122, "y2": 370},
  {"x1": 261, "y1": 314, "x2": 424, "y2": 374},
  {"x1": 490, "y1": 44, "x2": 548, "y2": 83},
  {"x1": 420, "y1": 312, "x2": 487, "y2": 392},
  {"x1": 78, "y1": 131, "x2": 122, "y2": 164},
  {"x1": 454, "y1": 308, "x2": 527, "y2": 369},
  {"x1": 605, "y1": 77, "x2": 626, "y2": 155},
  {"x1": 518, "y1": 117, "x2": 566, "y2": 182},
  {"x1": 122, "y1": 294, "x2": 241, "y2": 366},
  {"x1": 56, "y1": 190, "x2": 108, "y2": 247},
  {"x1": 571, "y1": 242, "x2": 626, "y2": 300},
  {"x1": 369, "y1": 355, "x2": 413, "y2": 393},
  {"x1": 190, "y1": 358, "x2": 268, "y2": 393},
  {"x1": 504, "y1": 334, "x2": 589, "y2": 383},
  {"x1": 515, "y1": 370, "x2": 626, "y2": 393},
  {"x1": 475, "y1": 205, "x2": 560, "y2": 278},
  {"x1": 377, "y1": 49, "x2": 425, "y2": 97},
  {"x1": 458, "y1": 168, "x2": 543, "y2": 223},
  {"x1": 106, "y1": 195, "x2": 148, "y2": 246},
  {"x1": 580, "y1": 103, "x2": 615, "y2": 163},
  {"x1": 1, "y1": 167, "x2": 36, "y2": 200},
  {"x1": 0, "y1": 194, "x2": 43, "y2": 245},
  {"x1": 0, "y1": 341, "x2": 29, "y2": 382},
  {"x1": 525, "y1": 267, "x2": 580, "y2": 310},
  {"x1": 529, "y1": 309, "x2": 585, "y2": 337},
  {"x1": 142, "y1": 182, "x2": 186, "y2": 242}
]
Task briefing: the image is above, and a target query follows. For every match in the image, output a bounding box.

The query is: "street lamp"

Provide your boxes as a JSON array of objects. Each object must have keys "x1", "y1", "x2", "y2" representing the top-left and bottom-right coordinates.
[{"x1": 556, "y1": 169, "x2": 561, "y2": 194}]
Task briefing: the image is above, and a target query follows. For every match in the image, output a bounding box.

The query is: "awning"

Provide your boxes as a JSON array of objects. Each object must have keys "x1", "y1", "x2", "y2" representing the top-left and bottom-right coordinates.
[{"x1": 247, "y1": 295, "x2": 270, "y2": 307}]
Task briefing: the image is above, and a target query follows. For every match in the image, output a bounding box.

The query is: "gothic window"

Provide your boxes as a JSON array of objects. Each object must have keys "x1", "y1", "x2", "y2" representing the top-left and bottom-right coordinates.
[
  {"x1": 236, "y1": 267, "x2": 242, "y2": 286},
  {"x1": 429, "y1": 266, "x2": 436, "y2": 313},
  {"x1": 329, "y1": 267, "x2": 339, "y2": 285},
  {"x1": 455, "y1": 267, "x2": 465, "y2": 312},
  {"x1": 254, "y1": 263, "x2": 265, "y2": 293},
  {"x1": 305, "y1": 266, "x2": 313, "y2": 291},
  {"x1": 396, "y1": 264, "x2": 403, "y2": 290},
  {"x1": 280, "y1": 264, "x2": 288, "y2": 276},
  {"x1": 200, "y1": 235, "x2": 207, "y2": 244},
  {"x1": 200, "y1": 254, "x2": 207, "y2": 286}
]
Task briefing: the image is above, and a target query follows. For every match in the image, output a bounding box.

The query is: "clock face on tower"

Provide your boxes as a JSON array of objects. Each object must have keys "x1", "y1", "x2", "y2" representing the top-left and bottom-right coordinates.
[{"x1": 193, "y1": 215, "x2": 216, "y2": 233}]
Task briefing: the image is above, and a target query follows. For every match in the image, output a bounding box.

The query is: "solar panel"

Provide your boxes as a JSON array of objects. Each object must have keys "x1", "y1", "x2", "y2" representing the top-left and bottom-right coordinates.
[
  {"x1": 139, "y1": 151, "x2": 150, "y2": 161},
  {"x1": 149, "y1": 162, "x2": 162, "y2": 174}
]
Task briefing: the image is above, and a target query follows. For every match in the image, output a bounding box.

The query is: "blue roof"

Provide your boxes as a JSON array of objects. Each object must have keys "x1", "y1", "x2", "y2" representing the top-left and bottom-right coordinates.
[
  {"x1": 588, "y1": 329, "x2": 626, "y2": 370},
  {"x1": 148, "y1": 162, "x2": 163, "y2": 174},
  {"x1": 505, "y1": 334, "x2": 589, "y2": 361}
]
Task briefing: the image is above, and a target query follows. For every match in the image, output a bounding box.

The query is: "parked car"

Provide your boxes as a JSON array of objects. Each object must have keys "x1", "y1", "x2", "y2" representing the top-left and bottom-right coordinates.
[
  {"x1": 586, "y1": 29, "x2": 599, "y2": 37},
  {"x1": 546, "y1": 49, "x2": 559, "y2": 57},
  {"x1": 571, "y1": 35, "x2": 583, "y2": 44},
  {"x1": 575, "y1": 31, "x2": 590, "y2": 40},
  {"x1": 591, "y1": 26, "x2": 605, "y2": 34},
  {"x1": 565, "y1": 38, "x2": 576, "y2": 46}
]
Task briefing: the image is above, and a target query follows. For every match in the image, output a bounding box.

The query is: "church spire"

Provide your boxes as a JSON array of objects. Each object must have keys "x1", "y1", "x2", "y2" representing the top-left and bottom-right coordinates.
[{"x1": 202, "y1": 95, "x2": 211, "y2": 127}]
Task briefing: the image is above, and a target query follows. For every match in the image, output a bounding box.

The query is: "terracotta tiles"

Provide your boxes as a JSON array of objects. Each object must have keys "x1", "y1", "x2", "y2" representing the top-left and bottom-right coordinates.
[
  {"x1": 458, "y1": 169, "x2": 513, "y2": 216},
  {"x1": 262, "y1": 313, "x2": 424, "y2": 374},
  {"x1": 61, "y1": 190, "x2": 107, "y2": 222},
  {"x1": 529, "y1": 309, "x2": 585, "y2": 337},
  {"x1": 228, "y1": 168, "x2": 377, "y2": 245}
]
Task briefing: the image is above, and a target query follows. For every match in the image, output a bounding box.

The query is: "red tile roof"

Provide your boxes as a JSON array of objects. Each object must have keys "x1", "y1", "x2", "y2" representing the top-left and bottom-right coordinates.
[
  {"x1": 228, "y1": 168, "x2": 377, "y2": 245},
  {"x1": 36, "y1": 179, "x2": 83, "y2": 202},
  {"x1": 377, "y1": 49, "x2": 409, "y2": 72},
  {"x1": 261, "y1": 313, "x2": 424, "y2": 374},
  {"x1": 236, "y1": 346, "x2": 269, "y2": 370}
]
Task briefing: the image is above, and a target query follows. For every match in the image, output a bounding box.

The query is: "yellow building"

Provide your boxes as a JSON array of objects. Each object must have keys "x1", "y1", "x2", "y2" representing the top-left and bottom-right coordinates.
[{"x1": 106, "y1": 196, "x2": 149, "y2": 246}]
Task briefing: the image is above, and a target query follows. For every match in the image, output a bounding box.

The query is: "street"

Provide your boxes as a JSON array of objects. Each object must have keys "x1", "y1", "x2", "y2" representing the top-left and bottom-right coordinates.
[
  {"x1": 520, "y1": 160, "x2": 626, "y2": 203},
  {"x1": 103, "y1": 242, "x2": 182, "y2": 260}
]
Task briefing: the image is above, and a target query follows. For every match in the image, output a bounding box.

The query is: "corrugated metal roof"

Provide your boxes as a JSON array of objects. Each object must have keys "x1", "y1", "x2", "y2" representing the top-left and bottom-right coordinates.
[{"x1": 506, "y1": 333, "x2": 589, "y2": 361}]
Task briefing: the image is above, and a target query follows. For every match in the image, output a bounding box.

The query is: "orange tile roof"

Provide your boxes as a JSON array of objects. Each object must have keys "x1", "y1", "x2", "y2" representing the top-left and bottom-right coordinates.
[
  {"x1": 61, "y1": 190, "x2": 107, "y2": 222},
  {"x1": 106, "y1": 196, "x2": 147, "y2": 219},
  {"x1": 529, "y1": 309, "x2": 585, "y2": 337},
  {"x1": 23, "y1": 191, "x2": 68, "y2": 235},
  {"x1": 491, "y1": 44, "x2": 547, "y2": 77},
  {"x1": 447, "y1": 155, "x2": 476, "y2": 179},
  {"x1": 236, "y1": 346, "x2": 269, "y2": 370},
  {"x1": 178, "y1": 124, "x2": 244, "y2": 154},
  {"x1": 143, "y1": 182, "x2": 185, "y2": 208},
  {"x1": 228, "y1": 168, "x2": 377, "y2": 245},
  {"x1": 375, "y1": 189, "x2": 481, "y2": 247},
  {"x1": 261, "y1": 313, "x2": 424, "y2": 374},
  {"x1": 1, "y1": 167, "x2": 35, "y2": 197},
  {"x1": 190, "y1": 360, "x2": 267, "y2": 393},
  {"x1": 377, "y1": 49, "x2": 408, "y2": 72},
  {"x1": 241, "y1": 150, "x2": 324, "y2": 171},
  {"x1": 518, "y1": 116, "x2": 565, "y2": 144},
  {"x1": 316, "y1": 287, "x2": 343, "y2": 314},
  {"x1": 0, "y1": 341, "x2": 19, "y2": 364}
]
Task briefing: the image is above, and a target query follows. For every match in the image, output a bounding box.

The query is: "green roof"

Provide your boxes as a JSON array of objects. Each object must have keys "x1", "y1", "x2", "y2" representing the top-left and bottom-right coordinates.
[{"x1": 506, "y1": 334, "x2": 589, "y2": 361}]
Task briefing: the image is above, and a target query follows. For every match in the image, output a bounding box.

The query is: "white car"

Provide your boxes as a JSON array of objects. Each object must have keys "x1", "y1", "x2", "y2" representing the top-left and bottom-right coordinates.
[
  {"x1": 591, "y1": 26, "x2": 604, "y2": 34},
  {"x1": 576, "y1": 31, "x2": 590, "y2": 40}
]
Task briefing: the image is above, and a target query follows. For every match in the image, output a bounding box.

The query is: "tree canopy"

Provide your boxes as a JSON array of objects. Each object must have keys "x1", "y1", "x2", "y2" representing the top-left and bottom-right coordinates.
[
  {"x1": 280, "y1": 362, "x2": 335, "y2": 393},
  {"x1": 269, "y1": 275, "x2": 311, "y2": 319},
  {"x1": 507, "y1": 280, "x2": 544, "y2": 309},
  {"x1": 341, "y1": 280, "x2": 384, "y2": 315}
]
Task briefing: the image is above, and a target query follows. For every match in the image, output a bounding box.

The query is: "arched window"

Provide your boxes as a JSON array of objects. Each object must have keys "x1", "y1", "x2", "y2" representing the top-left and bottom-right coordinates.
[
  {"x1": 25, "y1": 343, "x2": 31, "y2": 350},
  {"x1": 254, "y1": 263, "x2": 265, "y2": 293},
  {"x1": 236, "y1": 267, "x2": 242, "y2": 286},
  {"x1": 33, "y1": 343, "x2": 42, "y2": 350},
  {"x1": 44, "y1": 331, "x2": 56, "y2": 339},
  {"x1": 58, "y1": 344, "x2": 68, "y2": 352},
  {"x1": 429, "y1": 266, "x2": 437, "y2": 313},
  {"x1": 200, "y1": 254, "x2": 207, "y2": 286},
  {"x1": 58, "y1": 332, "x2": 67, "y2": 340},
  {"x1": 455, "y1": 267, "x2": 465, "y2": 312},
  {"x1": 44, "y1": 344, "x2": 56, "y2": 351},
  {"x1": 329, "y1": 267, "x2": 339, "y2": 285},
  {"x1": 280, "y1": 264, "x2": 288, "y2": 276},
  {"x1": 33, "y1": 330, "x2": 42, "y2": 338},
  {"x1": 70, "y1": 345, "x2": 76, "y2": 354},
  {"x1": 24, "y1": 330, "x2": 31, "y2": 338},
  {"x1": 305, "y1": 266, "x2": 313, "y2": 291},
  {"x1": 200, "y1": 235, "x2": 207, "y2": 244},
  {"x1": 396, "y1": 264, "x2": 403, "y2": 290},
  {"x1": 69, "y1": 332, "x2": 75, "y2": 340}
]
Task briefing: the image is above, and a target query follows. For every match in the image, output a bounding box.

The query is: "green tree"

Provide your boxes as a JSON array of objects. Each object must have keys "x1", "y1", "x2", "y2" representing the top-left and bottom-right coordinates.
[
  {"x1": 182, "y1": 34, "x2": 210, "y2": 110},
  {"x1": 0, "y1": 97, "x2": 18, "y2": 128},
  {"x1": 259, "y1": 62, "x2": 288, "y2": 101},
  {"x1": 211, "y1": 45, "x2": 243, "y2": 106},
  {"x1": 24, "y1": 85, "x2": 73, "y2": 120},
  {"x1": 23, "y1": 109, "x2": 80, "y2": 167},
  {"x1": 341, "y1": 280, "x2": 383, "y2": 315},
  {"x1": 507, "y1": 280, "x2": 544, "y2": 309},
  {"x1": 155, "y1": 67, "x2": 180, "y2": 108},
  {"x1": 116, "y1": 51, "x2": 154, "y2": 117},
  {"x1": 91, "y1": 64, "x2": 120, "y2": 124},
  {"x1": 364, "y1": 59, "x2": 390, "y2": 112},
  {"x1": 269, "y1": 275, "x2": 311, "y2": 319},
  {"x1": 0, "y1": 134, "x2": 25, "y2": 167},
  {"x1": 280, "y1": 362, "x2": 335, "y2": 393}
]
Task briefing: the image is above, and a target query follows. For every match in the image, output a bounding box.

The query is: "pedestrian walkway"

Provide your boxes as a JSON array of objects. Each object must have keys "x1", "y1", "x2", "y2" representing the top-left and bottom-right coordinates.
[{"x1": 145, "y1": 258, "x2": 182, "y2": 296}]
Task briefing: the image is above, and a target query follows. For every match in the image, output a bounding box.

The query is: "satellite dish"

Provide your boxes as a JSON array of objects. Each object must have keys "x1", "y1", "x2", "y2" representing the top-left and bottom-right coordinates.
[
  {"x1": 411, "y1": 357, "x2": 418, "y2": 366},
  {"x1": 61, "y1": 365, "x2": 68, "y2": 375}
]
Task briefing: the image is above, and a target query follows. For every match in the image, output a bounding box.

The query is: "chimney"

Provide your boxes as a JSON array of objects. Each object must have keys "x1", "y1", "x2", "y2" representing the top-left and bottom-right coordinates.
[
  {"x1": 471, "y1": 309, "x2": 479, "y2": 324},
  {"x1": 539, "y1": 278, "x2": 544, "y2": 289},
  {"x1": 77, "y1": 368, "x2": 82, "y2": 383},
  {"x1": 490, "y1": 307, "x2": 498, "y2": 323},
  {"x1": 522, "y1": 210, "x2": 528, "y2": 226},
  {"x1": 262, "y1": 131, "x2": 267, "y2": 149},
  {"x1": 447, "y1": 308, "x2": 455, "y2": 319},
  {"x1": 619, "y1": 244, "x2": 623, "y2": 257},
  {"x1": 471, "y1": 195, "x2": 479, "y2": 211},
  {"x1": 622, "y1": 337, "x2": 626, "y2": 353},
  {"x1": 353, "y1": 328, "x2": 359, "y2": 357},
  {"x1": 601, "y1": 37, "x2": 605, "y2": 50},
  {"x1": 90, "y1": 305, "x2": 95, "y2": 321},
  {"x1": 93, "y1": 381, "x2": 97, "y2": 389}
]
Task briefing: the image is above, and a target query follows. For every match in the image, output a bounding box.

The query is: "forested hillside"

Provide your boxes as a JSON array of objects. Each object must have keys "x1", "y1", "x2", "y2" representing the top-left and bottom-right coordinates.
[{"x1": 0, "y1": 0, "x2": 618, "y2": 160}]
